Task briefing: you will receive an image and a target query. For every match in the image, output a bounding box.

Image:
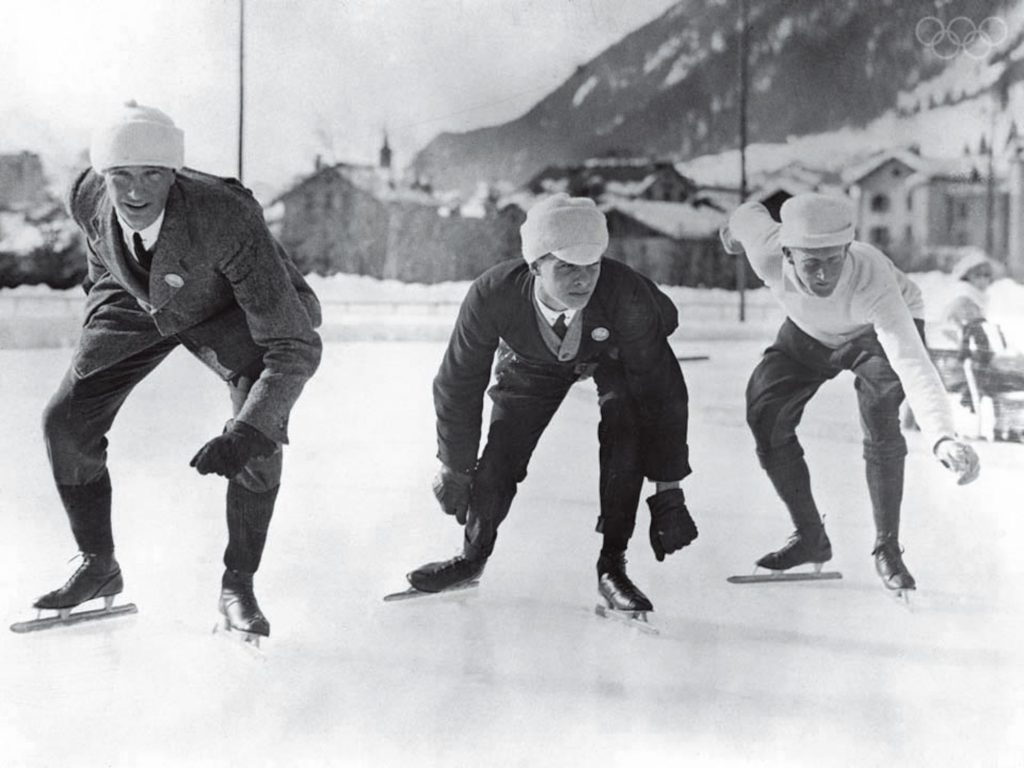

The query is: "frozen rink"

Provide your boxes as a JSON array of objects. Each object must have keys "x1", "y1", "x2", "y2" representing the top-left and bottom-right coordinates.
[{"x1": 1, "y1": 336, "x2": 1022, "y2": 768}]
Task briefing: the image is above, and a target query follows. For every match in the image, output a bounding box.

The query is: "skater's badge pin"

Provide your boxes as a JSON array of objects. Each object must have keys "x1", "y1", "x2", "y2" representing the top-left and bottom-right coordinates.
[
  {"x1": 591, "y1": 327, "x2": 609, "y2": 341},
  {"x1": 164, "y1": 273, "x2": 185, "y2": 288}
]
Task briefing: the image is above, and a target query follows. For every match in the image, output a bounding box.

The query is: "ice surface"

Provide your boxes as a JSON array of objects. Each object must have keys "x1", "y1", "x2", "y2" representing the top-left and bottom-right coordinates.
[{"x1": 0, "y1": 338, "x2": 1022, "y2": 768}]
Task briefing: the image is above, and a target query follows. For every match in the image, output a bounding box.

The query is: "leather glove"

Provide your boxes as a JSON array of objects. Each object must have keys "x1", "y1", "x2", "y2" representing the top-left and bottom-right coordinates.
[
  {"x1": 432, "y1": 464, "x2": 473, "y2": 525},
  {"x1": 646, "y1": 488, "x2": 698, "y2": 562},
  {"x1": 190, "y1": 421, "x2": 277, "y2": 478},
  {"x1": 934, "y1": 438, "x2": 981, "y2": 485}
]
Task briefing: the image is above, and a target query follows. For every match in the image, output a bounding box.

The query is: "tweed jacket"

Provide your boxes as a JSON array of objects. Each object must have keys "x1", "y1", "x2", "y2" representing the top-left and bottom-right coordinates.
[
  {"x1": 434, "y1": 258, "x2": 690, "y2": 481},
  {"x1": 67, "y1": 167, "x2": 322, "y2": 444}
]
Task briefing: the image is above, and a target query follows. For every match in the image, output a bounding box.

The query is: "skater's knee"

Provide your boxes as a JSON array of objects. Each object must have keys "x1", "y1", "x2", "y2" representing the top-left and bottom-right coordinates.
[
  {"x1": 473, "y1": 458, "x2": 520, "y2": 493},
  {"x1": 233, "y1": 452, "x2": 283, "y2": 493},
  {"x1": 41, "y1": 391, "x2": 74, "y2": 443},
  {"x1": 863, "y1": 436, "x2": 907, "y2": 464},
  {"x1": 756, "y1": 438, "x2": 805, "y2": 470}
]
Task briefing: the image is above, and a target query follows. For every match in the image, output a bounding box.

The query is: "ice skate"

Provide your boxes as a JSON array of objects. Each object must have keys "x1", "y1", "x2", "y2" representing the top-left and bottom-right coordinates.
[
  {"x1": 214, "y1": 570, "x2": 269, "y2": 648},
  {"x1": 11, "y1": 553, "x2": 137, "y2": 633},
  {"x1": 873, "y1": 538, "x2": 916, "y2": 600},
  {"x1": 593, "y1": 553, "x2": 658, "y2": 634},
  {"x1": 384, "y1": 554, "x2": 485, "y2": 601},
  {"x1": 729, "y1": 529, "x2": 842, "y2": 584}
]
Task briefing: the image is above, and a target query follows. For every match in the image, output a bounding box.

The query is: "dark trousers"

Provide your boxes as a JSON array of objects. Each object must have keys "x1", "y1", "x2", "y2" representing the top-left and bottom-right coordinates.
[
  {"x1": 463, "y1": 357, "x2": 644, "y2": 561},
  {"x1": 42, "y1": 335, "x2": 282, "y2": 573},
  {"x1": 746, "y1": 319, "x2": 916, "y2": 542}
]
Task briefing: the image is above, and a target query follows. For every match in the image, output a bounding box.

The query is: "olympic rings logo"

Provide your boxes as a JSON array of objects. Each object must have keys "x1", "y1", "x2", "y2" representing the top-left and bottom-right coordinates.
[{"x1": 915, "y1": 16, "x2": 1008, "y2": 60}]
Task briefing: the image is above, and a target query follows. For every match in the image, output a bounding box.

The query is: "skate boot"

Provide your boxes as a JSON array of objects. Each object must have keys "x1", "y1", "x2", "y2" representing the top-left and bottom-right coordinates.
[
  {"x1": 872, "y1": 538, "x2": 916, "y2": 592},
  {"x1": 597, "y1": 552, "x2": 653, "y2": 612},
  {"x1": 33, "y1": 552, "x2": 123, "y2": 611},
  {"x1": 407, "y1": 554, "x2": 486, "y2": 593},
  {"x1": 218, "y1": 570, "x2": 270, "y2": 639},
  {"x1": 756, "y1": 528, "x2": 832, "y2": 572}
]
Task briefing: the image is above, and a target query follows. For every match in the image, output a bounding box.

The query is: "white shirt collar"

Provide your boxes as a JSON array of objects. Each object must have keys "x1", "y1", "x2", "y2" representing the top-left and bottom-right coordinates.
[
  {"x1": 532, "y1": 281, "x2": 578, "y2": 326},
  {"x1": 117, "y1": 209, "x2": 166, "y2": 251}
]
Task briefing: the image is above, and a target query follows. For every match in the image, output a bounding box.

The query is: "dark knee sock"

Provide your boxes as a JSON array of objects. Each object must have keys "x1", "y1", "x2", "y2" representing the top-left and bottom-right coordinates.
[
  {"x1": 57, "y1": 470, "x2": 113, "y2": 555},
  {"x1": 764, "y1": 456, "x2": 824, "y2": 535},
  {"x1": 866, "y1": 458, "x2": 904, "y2": 545},
  {"x1": 224, "y1": 482, "x2": 279, "y2": 574}
]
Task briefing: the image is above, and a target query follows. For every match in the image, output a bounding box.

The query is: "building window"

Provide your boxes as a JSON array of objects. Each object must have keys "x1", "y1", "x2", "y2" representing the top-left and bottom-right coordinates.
[
  {"x1": 904, "y1": 225, "x2": 913, "y2": 243},
  {"x1": 869, "y1": 226, "x2": 891, "y2": 246},
  {"x1": 906, "y1": 191, "x2": 913, "y2": 211},
  {"x1": 958, "y1": 201, "x2": 968, "y2": 219},
  {"x1": 945, "y1": 196, "x2": 955, "y2": 230},
  {"x1": 870, "y1": 193, "x2": 890, "y2": 213}
]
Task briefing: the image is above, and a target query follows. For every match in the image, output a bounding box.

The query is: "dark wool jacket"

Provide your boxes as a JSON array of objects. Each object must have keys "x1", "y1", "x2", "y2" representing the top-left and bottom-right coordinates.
[
  {"x1": 67, "y1": 167, "x2": 322, "y2": 443},
  {"x1": 434, "y1": 258, "x2": 690, "y2": 480}
]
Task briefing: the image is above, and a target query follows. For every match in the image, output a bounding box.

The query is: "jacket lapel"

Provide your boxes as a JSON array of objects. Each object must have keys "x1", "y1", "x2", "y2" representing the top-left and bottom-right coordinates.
[
  {"x1": 94, "y1": 200, "x2": 151, "y2": 304},
  {"x1": 147, "y1": 183, "x2": 193, "y2": 311}
]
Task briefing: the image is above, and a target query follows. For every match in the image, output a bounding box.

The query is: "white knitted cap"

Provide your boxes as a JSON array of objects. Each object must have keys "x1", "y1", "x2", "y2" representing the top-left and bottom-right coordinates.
[
  {"x1": 520, "y1": 193, "x2": 608, "y2": 265},
  {"x1": 779, "y1": 193, "x2": 855, "y2": 249},
  {"x1": 89, "y1": 99, "x2": 185, "y2": 172},
  {"x1": 951, "y1": 249, "x2": 994, "y2": 280}
]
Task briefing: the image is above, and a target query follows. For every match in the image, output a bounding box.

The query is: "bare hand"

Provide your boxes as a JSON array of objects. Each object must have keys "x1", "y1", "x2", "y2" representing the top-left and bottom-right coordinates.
[{"x1": 935, "y1": 439, "x2": 980, "y2": 485}]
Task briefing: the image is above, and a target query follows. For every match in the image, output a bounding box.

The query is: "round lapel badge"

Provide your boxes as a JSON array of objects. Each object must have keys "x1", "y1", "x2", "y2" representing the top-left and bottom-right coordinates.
[
  {"x1": 591, "y1": 327, "x2": 610, "y2": 342},
  {"x1": 164, "y1": 273, "x2": 185, "y2": 288}
]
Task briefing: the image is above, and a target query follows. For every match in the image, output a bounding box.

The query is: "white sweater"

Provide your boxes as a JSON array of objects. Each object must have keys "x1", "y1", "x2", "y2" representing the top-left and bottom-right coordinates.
[{"x1": 729, "y1": 201, "x2": 955, "y2": 449}]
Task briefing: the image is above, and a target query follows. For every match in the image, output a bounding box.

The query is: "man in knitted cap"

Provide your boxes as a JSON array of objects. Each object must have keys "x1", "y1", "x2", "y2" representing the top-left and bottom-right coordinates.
[
  {"x1": 398, "y1": 193, "x2": 698, "y2": 616},
  {"x1": 30, "y1": 101, "x2": 321, "y2": 641},
  {"x1": 722, "y1": 193, "x2": 980, "y2": 594}
]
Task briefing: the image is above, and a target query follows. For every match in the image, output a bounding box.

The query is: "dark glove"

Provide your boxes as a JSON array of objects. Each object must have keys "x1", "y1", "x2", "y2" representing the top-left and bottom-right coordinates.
[
  {"x1": 647, "y1": 488, "x2": 698, "y2": 562},
  {"x1": 432, "y1": 465, "x2": 473, "y2": 525},
  {"x1": 190, "y1": 421, "x2": 277, "y2": 478}
]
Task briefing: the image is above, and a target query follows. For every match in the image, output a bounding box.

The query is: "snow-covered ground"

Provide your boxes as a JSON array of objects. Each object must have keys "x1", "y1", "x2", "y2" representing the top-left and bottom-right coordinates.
[
  {"x1": 0, "y1": 331, "x2": 1022, "y2": 767},
  {"x1": 4, "y1": 269, "x2": 1024, "y2": 349}
]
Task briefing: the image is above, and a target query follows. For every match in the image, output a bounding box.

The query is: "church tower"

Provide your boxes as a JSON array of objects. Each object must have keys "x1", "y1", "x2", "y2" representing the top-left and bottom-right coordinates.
[{"x1": 379, "y1": 131, "x2": 392, "y2": 170}]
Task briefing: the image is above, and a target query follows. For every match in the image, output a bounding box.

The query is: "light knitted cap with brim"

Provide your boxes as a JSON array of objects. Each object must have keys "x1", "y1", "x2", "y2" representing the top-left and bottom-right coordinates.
[
  {"x1": 779, "y1": 193, "x2": 855, "y2": 249},
  {"x1": 520, "y1": 193, "x2": 608, "y2": 266}
]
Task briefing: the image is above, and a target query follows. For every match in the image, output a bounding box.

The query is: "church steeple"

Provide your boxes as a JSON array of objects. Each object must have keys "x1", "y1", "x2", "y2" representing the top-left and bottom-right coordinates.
[{"x1": 379, "y1": 131, "x2": 392, "y2": 170}]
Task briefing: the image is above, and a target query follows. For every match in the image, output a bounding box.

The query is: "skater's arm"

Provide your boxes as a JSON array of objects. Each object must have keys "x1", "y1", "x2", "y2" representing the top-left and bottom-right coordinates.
[
  {"x1": 434, "y1": 281, "x2": 500, "y2": 472},
  {"x1": 65, "y1": 169, "x2": 110, "y2": 294},
  {"x1": 727, "y1": 202, "x2": 783, "y2": 284},
  {"x1": 219, "y1": 213, "x2": 323, "y2": 444},
  {"x1": 614, "y1": 279, "x2": 691, "y2": 482},
  {"x1": 865, "y1": 282, "x2": 957, "y2": 450}
]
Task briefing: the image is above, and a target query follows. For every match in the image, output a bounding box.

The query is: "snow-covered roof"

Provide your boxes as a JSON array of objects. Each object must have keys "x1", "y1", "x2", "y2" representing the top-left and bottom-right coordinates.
[
  {"x1": 842, "y1": 148, "x2": 983, "y2": 185},
  {"x1": 273, "y1": 162, "x2": 438, "y2": 207},
  {"x1": 604, "y1": 199, "x2": 724, "y2": 239}
]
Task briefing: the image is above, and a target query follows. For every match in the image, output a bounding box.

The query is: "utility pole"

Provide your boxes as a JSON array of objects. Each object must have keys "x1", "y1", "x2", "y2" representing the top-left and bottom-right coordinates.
[
  {"x1": 238, "y1": 0, "x2": 246, "y2": 181},
  {"x1": 737, "y1": 0, "x2": 749, "y2": 322}
]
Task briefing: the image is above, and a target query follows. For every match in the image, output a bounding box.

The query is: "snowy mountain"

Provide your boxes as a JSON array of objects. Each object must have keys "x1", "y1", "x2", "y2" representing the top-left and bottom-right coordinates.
[{"x1": 410, "y1": 0, "x2": 1024, "y2": 193}]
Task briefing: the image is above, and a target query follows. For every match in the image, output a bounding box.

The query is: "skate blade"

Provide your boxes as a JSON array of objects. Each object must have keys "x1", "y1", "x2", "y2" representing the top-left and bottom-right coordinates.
[
  {"x1": 10, "y1": 596, "x2": 138, "y2": 634},
  {"x1": 886, "y1": 586, "x2": 916, "y2": 609},
  {"x1": 594, "y1": 604, "x2": 660, "y2": 636},
  {"x1": 212, "y1": 619, "x2": 266, "y2": 657},
  {"x1": 728, "y1": 565, "x2": 842, "y2": 584},
  {"x1": 383, "y1": 580, "x2": 480, "y2": 602}
]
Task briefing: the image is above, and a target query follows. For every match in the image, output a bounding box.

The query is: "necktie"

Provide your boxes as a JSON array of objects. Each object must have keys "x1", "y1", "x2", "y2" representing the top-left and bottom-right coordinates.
[
  {"x1": 132, "y1": 232, "x2": 153, "y2": 271},
  {"x1": 552, "y1": 313, "x2": 568, "y2": 340}
]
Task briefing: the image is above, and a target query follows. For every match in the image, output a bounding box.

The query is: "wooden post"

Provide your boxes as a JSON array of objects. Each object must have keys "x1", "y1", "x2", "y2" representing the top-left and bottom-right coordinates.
[{"x1": 737, "y1": 0, "x2": 749, "y2": 322}]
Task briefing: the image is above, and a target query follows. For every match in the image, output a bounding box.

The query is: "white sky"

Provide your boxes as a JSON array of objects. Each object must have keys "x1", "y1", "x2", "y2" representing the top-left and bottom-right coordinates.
[{"x1": 2, "y1": 0, "x2": 680, "y2": 192}]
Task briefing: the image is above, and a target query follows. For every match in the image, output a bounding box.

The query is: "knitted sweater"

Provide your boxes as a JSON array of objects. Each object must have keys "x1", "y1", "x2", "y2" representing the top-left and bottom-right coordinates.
[{"x1": 729, "y1": 201, "x2": 955, "y2": 448}]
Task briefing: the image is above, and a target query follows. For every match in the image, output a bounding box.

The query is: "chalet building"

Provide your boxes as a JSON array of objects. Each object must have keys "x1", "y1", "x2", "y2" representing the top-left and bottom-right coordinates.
[
  {"x1": 0, "y1": 151, "x2": 49, "y2": 210},
  {"x1": 273, "y1": 139, "x2": 523, "y2": 282},
  {"x1": 843, "y1": 148, "x2": 1008, "y2": 271},
  {"x1": 601, "y1": 199, "x2": 734, "y2": 287}
]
